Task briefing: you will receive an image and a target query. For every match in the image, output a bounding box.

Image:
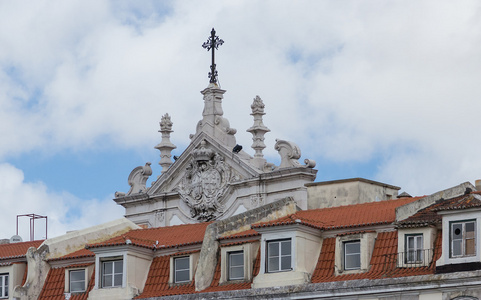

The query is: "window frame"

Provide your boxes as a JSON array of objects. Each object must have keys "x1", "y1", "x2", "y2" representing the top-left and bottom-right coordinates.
[
  {"x1": 101, "y1": 259, "x2": 123, "y2": 288},
  {"x1": 266, "y1": 239, "x2": 292, "y2": 273},
  {"x1": 405, "y1": 234, "x2": 424, "y2": 264},
  {"x1": 69, "y1": 269, "x2": 86, "y2": 293},
  {"x1": 228, "y1": 251, "x2": 244, "y2": 281},
  {"x1": 174, "y1": 256, "x2": 190, "y2": 283},
  {"x1": 0, "y1": 273, "x2": 8, "y2": 298},
  {"x1": 450, "y1": 220, "x2": 476, "y2": 258},
  {"x1": 343, "y1": 240, "x2": 361, "y2": 270}
]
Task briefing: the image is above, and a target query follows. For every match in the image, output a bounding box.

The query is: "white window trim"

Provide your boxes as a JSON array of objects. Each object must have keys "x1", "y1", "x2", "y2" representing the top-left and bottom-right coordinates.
[
  {"x1": 266, "y1": 239, "x2": 292, "y2": 273},
  {"x1": 228, "y1": 251, "x2": 244, "y2": 280},
  {"x1": 173, "y1": 256, "x2": 190, "y2": 283},
  {"x1": 450, "y1": 220, "x2": 476, "y2": 258},
  {"x1": 219, "y1": 243, "x2": 258, "y2": 284},
  {"x1": 343, "y1": 240, "x2": 361, "y2": 270},
  {"x1": 335, "y1": 232, "x2": 376, "y2": 275},
  {"x1": 258, "y1": 230, "x2": 296, "y2": 275},
  {"x1": 437, "y1": 210, "x2": 481, "y2": 266},
  {"x1": 405, "y1": 234, "x2": 424, "y2": 264},
  {"x1": 168, "y1": 253, "x2": 199, "y2": 284},
  {"x1": 64, "y1": 267, "x2": 89, "y2": 293},
  {"x1": 94, "y1": 252, "x2": 127, "y2": 289},
  {"x1": 398, "y1": 227, "x2": 436, "y2": 268},
  {"x1": 0, "y1": 273, "x2": 8, "y2": 298}
]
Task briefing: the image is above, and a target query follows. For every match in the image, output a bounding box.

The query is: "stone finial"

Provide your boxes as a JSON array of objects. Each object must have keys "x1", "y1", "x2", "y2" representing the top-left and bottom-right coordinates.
[
  {"x1": 155, "y1": 114, "x2": 177, "y2": 173},
  {"x1": 247, "y1": 96, "x2": 270, "y2": 167}
]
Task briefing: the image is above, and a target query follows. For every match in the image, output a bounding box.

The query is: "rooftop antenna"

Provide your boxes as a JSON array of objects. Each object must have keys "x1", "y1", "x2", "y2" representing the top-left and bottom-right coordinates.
[
  {"x1": 202, "y1": 28, "x2": 224, "y2": 84},
  {"x1": 16, "y1": 213, "x2": 47, "y2": 241}
]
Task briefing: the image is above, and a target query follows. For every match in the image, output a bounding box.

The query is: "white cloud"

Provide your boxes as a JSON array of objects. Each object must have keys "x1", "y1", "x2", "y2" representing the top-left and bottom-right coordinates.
[
  {"x1": 0, "y1": 163, "x2": 123, "y2": 240},
  {"x1": 0, "y1": 0, "x2": 480, "y2": 223}
]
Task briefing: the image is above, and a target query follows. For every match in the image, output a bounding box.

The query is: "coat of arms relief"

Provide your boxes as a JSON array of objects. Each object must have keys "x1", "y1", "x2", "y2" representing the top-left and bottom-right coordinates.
[{"x1": 176, "y1": 140, "x2": 238, "y2": 221}]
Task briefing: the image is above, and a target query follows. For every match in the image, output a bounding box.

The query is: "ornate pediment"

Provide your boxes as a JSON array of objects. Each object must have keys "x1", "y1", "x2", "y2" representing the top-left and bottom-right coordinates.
[{"x1": 175, "y1": 140, "x2": 239, "y2": 221}]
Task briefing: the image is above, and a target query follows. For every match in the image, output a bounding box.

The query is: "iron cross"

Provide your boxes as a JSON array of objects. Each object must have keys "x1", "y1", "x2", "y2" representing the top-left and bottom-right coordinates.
[{"x1": 202, "y1": 28, "x2": 224, "y2": 84}]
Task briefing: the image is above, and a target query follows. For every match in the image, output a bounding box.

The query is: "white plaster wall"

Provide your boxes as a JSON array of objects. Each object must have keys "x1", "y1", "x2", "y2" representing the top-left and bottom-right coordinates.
[
  {"x1": 437, "y1": 209, "x2": 481, "y2": 267},
  {"x1": 419, "y1": 292, "x2": 443, "y2": 300},
  {"x1": 307, "y1": 180, "x2": 399, "y2": 210},
  {"x1": 397, "y1": 227, "x2": 437, "y2": 267}
]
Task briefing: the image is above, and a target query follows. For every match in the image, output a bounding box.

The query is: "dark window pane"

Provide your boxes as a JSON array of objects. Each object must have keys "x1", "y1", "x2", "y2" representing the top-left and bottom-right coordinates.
[
  {"x1": 466, "y1": 238, "x2": 475, "y2": 255},
  {"x1": 345, "y1": 253, "x2": 361, "y2": 269},
  {"x1": 452, "y1": 239, "x2": 462, "y2": 256},
  {"x1": 175, "y1": 269, "x2": 190, "y2": 282},
  {"x1": 281, "y1": 256, "x2": 291, "y2": 270},
  {"x1": 268, "y1": 257, "x2": 279, "y2": 272},
  {"x1": 345, "y1": 242, "x2": 360, "y2": 254},
  {"x1": 114, "y1": 261, "x2": 123, "y2": 273},
  {"x1": 281, "y1": 240, "x2": 291, "y2": 255},
  {"x1": 103, "y1": 274, "x2": 112, "y2": 287},
  {"x1": 71, "y1": 281, "x2": 84, "y2": 292},
  {"x1": 268, "y1": 242, "x2": 279, "y2": 257},
  {"x1": 230, "y1": 266, "x2": 244, "y2": 279},
  {"x1": 452, "y1": 224, "x2": 462, "y2": 238},
  {"x1": 175, "y1": 257, "x2": 189, "y2": 270},
  {"x1": 114, "y1": 274, "x2": 123, "y2": 286},
  {"x1": 103, "y1": 261, "x2": 113, "y2": 274},
  {"x1": 230, "y1": 252, "x2": 243, "y2": 267}
]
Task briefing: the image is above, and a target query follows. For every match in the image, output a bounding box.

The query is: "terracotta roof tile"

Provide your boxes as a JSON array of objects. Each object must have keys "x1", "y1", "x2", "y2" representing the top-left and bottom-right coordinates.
[
  {"x1": 311, "y1": 231, "x2": 442, "y2": 283},
  {"x1": 253, "y1": 197, "x2": 422, "y2": 231},
  {"x1": 398, "y1": 192, "x2": 481, "y2": 227},
  {"x1": 87, "y1": 222, "x2": 210, "y2": 250},
  {"x1": 38, "y1": 266, "x2": 95, "y2": 300},
  {"x1": 0, "y1": 240, "x2": 43, "y2": 261}
]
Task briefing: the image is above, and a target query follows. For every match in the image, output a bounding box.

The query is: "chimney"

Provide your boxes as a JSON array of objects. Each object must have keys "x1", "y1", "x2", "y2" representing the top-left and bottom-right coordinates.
[{"x1": 476, "y1": 179, "x2": 481, "y2": 191}]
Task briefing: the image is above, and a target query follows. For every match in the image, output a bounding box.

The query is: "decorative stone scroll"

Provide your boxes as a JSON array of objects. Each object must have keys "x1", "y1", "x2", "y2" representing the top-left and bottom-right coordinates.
[
  {"x1": 122, "y1": 162, "x2": 152, "y2": 196},
  {"x1": 176, "y1": 141, "x2": 235, "y2": 221},
  {"x1": 274, "y1": 139, "x2": 302, "y2": 168}
]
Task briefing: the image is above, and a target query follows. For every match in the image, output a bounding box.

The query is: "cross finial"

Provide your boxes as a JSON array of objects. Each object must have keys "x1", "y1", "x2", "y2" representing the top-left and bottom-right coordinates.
[{"x1": 202, "y1": 28, "x2": 224, "y2": 84}]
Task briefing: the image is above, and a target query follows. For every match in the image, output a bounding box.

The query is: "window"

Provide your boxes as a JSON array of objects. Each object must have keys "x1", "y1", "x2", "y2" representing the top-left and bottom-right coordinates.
[
  {"x1": 69, "y1": 269, "x2": 85, "y2": 292},
  {"x1": 228, "y1": 251, "x2": 244, "y2": 280},
  {"x1": 102, "y1": 260, "x2": 123, "y2": 288},
  {"x1": 405, "y1": 234, "x2": 423, "y2": 263},
  {"x1": 174, "y1": 257, "x2": 190, "y2": 283},
  {"x1": 451, "y1": 220, "x2": 476, "y2": 257},
  {"x1": 0, "y1": 274, "x2": 7, "y2": 298},
  {"x1": 344, "y1": 240, "x2": 361, "y2": 270},
  {"x1": 267, "y1": 239, "x2": 291, "y2": 272}
]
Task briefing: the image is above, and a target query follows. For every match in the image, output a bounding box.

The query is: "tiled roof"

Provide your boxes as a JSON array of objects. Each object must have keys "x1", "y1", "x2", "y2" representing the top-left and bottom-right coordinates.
[
  {"x1": 86, "y1": 222, "x2": 210, "y2": 250},
  {"x1": 49, "y1": 248, "x2": 94, "y2": 262},
  {"x1": 137, "y1": 249, "x2": 261, "y2": 299},
  {"x1": 311, "y1": 231, "x2": 442, "y2": 282},
  {"x1": 398, "y1": 192, "x2": 481, "y2": 227},
  {"x1": 253, "y1": 197, "x2": 422, "y2": 231},
  {"x1": 0, "y1": 240, "x2": 44, "y2": 260},
  {"x1": 434, "y1": 193, "x2": 481, "y2": 211},
  {"x1": 38, "y1": 265, "x2": 95, "y2": 300}
]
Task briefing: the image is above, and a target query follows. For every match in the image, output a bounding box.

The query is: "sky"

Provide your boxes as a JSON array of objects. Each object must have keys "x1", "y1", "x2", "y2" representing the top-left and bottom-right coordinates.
[{"x1": 1, "y1": 1, "x2": 481, "y2": 240}]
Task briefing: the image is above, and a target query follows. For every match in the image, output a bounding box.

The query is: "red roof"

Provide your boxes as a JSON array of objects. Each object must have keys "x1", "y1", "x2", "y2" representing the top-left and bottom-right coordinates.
[
  {"x1": 0, "y1": 240, "x2": 44, "y2": 260},
  {"x1": 86, "y1": 222, "x2": 211, "y2": 250},
  {"x1": 253, "y1": 197, "x2": 422, "y2": 230},
  {"x1": 398, "y1": 192, "x2": 481, "y2": 227},
  {"x1": 312, "y1": 230, "x2": 442, "y2": 282},
  {"x1": 38, "y1": 265, "x2": 95, "y2": 300}
]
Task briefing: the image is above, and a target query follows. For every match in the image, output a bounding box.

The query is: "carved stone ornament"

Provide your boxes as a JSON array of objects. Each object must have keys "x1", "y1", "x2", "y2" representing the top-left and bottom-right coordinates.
[
  {"x1": 125, "y1": 162, "x2": 152, "y2": 196},
  {"x1": 176, "y1": 141, "x2": 234, "y2": 221}
]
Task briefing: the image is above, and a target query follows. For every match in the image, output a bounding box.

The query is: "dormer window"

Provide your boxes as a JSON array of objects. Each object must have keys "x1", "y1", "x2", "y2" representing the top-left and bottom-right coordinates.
[
  {"x1": 405, "y1": 234, "x2": 423, "y2": 263},
  {"x1": 0, "y1": 273, "x2": 8, "y2": 298},
  {"x1": 451, "y1": 220, "x2": 476, "y2": 257},
  {"x1": 343, "y1": 240, "x2": 361, "y2": 270},
  {"x1": 267, "y1": 239, "x2": 292, "y2": 273},
  {"x1": 174, "y1": 257, "x2": 190, "y2": 283},
  {"x1": 102, "y1": 259, "x2": 123, "y2": 288}
]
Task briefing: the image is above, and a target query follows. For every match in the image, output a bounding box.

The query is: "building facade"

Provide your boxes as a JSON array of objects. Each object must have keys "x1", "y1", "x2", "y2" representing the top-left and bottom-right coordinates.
[{"x1": 1, "y1": 31, "x2": 481, "y2": 300}]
